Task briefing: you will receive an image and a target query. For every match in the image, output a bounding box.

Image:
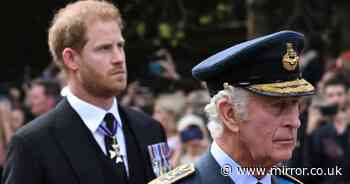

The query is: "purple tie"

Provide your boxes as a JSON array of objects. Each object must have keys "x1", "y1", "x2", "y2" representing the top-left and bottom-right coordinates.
[
  {"x1": 100, "y1": 113, "x2": 117, "y2": 137},
  {"x1": 101, "y1": 113, "x2": 128, "y2": 182}
]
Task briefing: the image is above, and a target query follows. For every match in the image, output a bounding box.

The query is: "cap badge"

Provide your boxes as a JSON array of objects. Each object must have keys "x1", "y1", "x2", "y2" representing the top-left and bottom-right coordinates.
[{"x1": 282, "y1": 43, "x2": 299, "y2": 71}]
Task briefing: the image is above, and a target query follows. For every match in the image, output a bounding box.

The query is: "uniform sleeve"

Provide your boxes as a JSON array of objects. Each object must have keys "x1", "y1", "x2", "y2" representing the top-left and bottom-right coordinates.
[{"x1": 2, "y1": 134, "x2": 44, "y2": 184}]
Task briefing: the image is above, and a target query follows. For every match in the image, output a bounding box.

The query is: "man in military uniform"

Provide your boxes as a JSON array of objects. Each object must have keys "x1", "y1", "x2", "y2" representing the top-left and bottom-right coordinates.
[{"x1": 149, "y1": 30, "x2": 314, "y2": 184}]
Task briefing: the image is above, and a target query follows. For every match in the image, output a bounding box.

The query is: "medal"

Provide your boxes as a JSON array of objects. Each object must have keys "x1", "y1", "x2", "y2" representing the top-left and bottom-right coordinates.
[
  {"x1": 110, "y1": 137, "x2": 123, "y2": 164},
  {"x1": 147, "y1": 142, "x2": 172, "y2": 177},
  {"x1": 109, "y1": 150, "x2": 117, "y2": 159},
  {"x1": 110, "y1": 137, "x2": 121, "y2": 160}
]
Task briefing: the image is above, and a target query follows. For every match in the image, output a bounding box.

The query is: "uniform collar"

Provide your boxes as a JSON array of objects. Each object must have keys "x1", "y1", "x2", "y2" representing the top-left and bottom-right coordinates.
[{"x1": 210, "y1": 141, "x2": 271, "y2": 184}]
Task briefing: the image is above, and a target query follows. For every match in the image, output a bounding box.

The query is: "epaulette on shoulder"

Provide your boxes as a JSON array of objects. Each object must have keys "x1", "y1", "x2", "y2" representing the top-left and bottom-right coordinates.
[
  {"x1": 277, "y1": 173, "x2": 304, "y2": 184},
  {"x1": 149, "y1": 164, "x2": 195, "y2": 184}
]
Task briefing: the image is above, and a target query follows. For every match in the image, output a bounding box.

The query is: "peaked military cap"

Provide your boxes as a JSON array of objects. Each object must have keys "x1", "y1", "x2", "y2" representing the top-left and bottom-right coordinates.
[{"x1": 192, "y1": 30, "x2": 315, "y2": 97}]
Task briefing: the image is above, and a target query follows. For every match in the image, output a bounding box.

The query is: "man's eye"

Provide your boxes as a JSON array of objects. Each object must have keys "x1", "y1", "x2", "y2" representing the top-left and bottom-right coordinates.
[
  {"x1": 269, "y1": 102, "x2": 286, "y2": 115},
  {"x1": 99, "y1": 45, "x2": 112, "y2": 50},
  {"x1": 277, "y1": 102, "x2": 287, "y2": 109},
  {"x1": 117, "y1": 42, "x2": 125, "y2": 49}
]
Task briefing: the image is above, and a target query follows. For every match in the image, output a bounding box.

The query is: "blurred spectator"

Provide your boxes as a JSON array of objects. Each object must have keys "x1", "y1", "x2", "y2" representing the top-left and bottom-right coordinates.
[
  {"x1": 144, "y1": 48, "x2": 199, "y2": 95},
  {"x1": 336, "y1": 50, "x2": 350, "y2": 81},
  {"x1": 7, "y1": 87, "x2": 23, "y2": 110},
  {"x1": 148, "y1": 48, "x2": 180, "y2": 81},
  {"x1": 316, "y1": 70, "x2": 337, "y2": 94},
  {"x1": 306, "y1": 77, "x2": 349, "y2": 183},
  {"x1": 152, "y1": 93, "x2": 186, "y2": 166},
  {"x1": 26, "y1": 79, "x2": 61, "y2": 117},
  {"x1": 0, "y1": 98, "x2": 11, "y2": 177},
  {"x1": 121, "y1": 81, "x2": 154, "y2": 114},
  {"x1": 307, "y1": 77, "x2": 348, "y2": 135},
  {"x1": 0, "y1": 98, "x2": 25, "y2": 144},
  {"x1": 0, "y1": 96, "x2": 25, "y2": 177},
  {"x1": 323, "y1": 77, "x2": 348, "y2": 109},
  {"x1": 290, "y1": 75, "x2": 350, "y2": 183},
  {"x1": 308, "y1": 107, "x2": 349, "y2": 184},
  {"x1": 174, "y1": 114, "x2": 208, "y2": 165},
  {"x1": 185, "y1": 90, "x2": 210, "y2": 123}
]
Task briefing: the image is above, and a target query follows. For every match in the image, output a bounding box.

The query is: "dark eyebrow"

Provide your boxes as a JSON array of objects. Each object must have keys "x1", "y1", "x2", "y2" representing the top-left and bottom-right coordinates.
[{"x1": 284, "y1": 97, "x2": 305, "y2": 104}]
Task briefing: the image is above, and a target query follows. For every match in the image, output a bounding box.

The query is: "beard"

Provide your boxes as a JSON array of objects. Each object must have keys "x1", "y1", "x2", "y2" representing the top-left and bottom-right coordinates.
[{"x1": 79, "y1": 69, "x2": 127, "y2": 98}]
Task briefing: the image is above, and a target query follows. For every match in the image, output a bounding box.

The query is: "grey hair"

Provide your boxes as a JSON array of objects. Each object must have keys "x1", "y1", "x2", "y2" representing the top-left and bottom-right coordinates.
[{"x1": 204, "y1": 85, "x2": 250, "y2": 138}]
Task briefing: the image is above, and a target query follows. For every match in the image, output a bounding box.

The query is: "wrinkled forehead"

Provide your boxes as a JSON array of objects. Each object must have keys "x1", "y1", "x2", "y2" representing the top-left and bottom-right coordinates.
[{"x1": 251, "y1": 93, "x2": 305, "y2": 104}]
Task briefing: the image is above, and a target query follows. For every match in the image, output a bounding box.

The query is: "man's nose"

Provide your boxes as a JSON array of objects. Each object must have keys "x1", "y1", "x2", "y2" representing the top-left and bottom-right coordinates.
[
  {"x1": 283, "y1": 105, "x2": 301, "y2": 128},
  {"x1": 111, "y1": 47, "x2": 125, "y2": 64}
]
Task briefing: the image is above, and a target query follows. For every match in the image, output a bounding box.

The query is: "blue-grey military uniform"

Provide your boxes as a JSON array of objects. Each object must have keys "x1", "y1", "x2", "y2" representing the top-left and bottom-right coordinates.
[
  {"x1": 149, "y1": 143, "x2": 303, "y2": 184},
  {"x1": 149, "y1": 30, "x2": 314, "y2": 184}
]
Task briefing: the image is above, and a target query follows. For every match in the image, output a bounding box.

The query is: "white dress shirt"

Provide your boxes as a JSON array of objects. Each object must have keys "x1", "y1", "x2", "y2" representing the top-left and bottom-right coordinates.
[
  {"x1": 210, "y1": 141, "x2": 271, "y2": 184},
  {"x1": 66, "y1": 89, "x2": 129, "y2": 175}
]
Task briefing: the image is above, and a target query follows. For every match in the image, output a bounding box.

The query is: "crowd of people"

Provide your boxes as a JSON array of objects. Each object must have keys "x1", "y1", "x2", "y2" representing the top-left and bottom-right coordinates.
[
  {"x1": 288, "y1": 50, "x2": 350, "y2": 183},
  {"x1": 1, "y1": 49, "x2": 349, "y2": 184},
  {"x1": 0, "y1": 1, "x2": 349, "y2": 184}
]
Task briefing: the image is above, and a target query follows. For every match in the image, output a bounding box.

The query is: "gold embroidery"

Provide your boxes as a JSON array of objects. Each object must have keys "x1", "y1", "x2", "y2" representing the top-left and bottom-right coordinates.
[
  {"x1": 247, "y1": 79, "x2": 314, "y2": 94},
  {"x1": 149, "y1": 164, "x2": 195, "y2": 184},
  {"x1": 282, "y1": 43, "x2": 299, "y2": 71}
]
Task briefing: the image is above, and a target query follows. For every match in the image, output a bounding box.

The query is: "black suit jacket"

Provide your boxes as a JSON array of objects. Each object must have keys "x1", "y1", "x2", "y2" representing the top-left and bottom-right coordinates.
[{"x1": 2, "y1": 98, "x2": 166, "y2": 184}]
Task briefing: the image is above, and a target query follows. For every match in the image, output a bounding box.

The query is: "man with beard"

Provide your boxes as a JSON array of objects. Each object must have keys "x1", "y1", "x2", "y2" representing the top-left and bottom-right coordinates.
[{"x1": 2, "y1": 1, "x2": 167, "y2": 184}]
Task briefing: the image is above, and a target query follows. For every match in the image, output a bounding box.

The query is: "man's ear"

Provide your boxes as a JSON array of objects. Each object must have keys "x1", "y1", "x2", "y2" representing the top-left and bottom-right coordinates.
[
  {"x1": 217, "y1": 97, "x2": 239, "y2": 133},
  {"x1": 62, "y1": 48, "x2": 79, "y2": 71}
]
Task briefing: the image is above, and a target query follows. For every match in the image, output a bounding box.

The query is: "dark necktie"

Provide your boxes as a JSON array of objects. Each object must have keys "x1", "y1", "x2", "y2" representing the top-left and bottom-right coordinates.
[
  {"x1": 101, "y1": 113, "x2": 128, "y2": 183},
  {"x1": 256, "y1": 182, "x2": 263, "y2": 184}
]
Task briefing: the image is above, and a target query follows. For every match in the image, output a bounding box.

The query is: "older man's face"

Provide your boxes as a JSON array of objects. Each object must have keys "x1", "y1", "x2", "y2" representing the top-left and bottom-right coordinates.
[{"x1": 238, "y1": 95, "x2": 302, "y2": 166}]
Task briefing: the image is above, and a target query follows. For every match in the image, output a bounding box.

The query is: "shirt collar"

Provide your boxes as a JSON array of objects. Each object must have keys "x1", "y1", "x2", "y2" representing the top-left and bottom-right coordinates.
[
  {"x1": 210, "y1": 141, "x2": 271, "y2": 184},
  {"x1": 66, "y1": 88, "x2": 123, "y2": 134}
]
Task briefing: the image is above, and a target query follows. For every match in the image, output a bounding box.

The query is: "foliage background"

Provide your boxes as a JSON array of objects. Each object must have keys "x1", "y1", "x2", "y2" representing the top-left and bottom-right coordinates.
[{"x1": 2, "y1": 0, "x2": 350, "y2": 85}]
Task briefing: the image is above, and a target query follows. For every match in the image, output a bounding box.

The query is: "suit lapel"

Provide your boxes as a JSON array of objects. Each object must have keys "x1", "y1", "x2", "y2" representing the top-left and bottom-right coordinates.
[
  {"x1": 195, "y1": 152, "x2": 234, "y2": 184},
  {"x1": 118, "y1": 106, "x2": 156, "y2": 181},
  {"x1": 51, "y1": 99, "x2": 112, "y2": 184}
]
